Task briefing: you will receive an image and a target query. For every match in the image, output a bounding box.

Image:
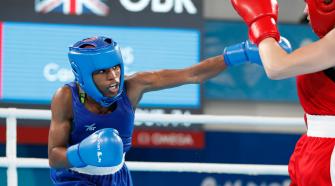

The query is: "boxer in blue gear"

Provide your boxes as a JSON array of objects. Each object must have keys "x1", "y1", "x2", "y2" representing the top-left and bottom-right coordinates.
[{"x1": 48, "y1": 36, "x2": 290, "y2": 185}]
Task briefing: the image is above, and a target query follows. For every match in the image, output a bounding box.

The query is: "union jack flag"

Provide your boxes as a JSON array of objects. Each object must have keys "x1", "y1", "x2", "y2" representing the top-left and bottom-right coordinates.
[{"x1": 35, "y1": 0, "x2": 109, "y2": 16}]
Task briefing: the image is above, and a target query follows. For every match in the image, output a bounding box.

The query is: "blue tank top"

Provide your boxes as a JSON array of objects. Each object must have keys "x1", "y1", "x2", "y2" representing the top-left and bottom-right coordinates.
[{"x1": 66, "y1": 82, "x2": 134, "y2": 152}]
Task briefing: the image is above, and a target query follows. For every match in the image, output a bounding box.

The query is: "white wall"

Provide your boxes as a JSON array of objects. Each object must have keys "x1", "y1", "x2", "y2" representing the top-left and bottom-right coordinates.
[{"x1": 204, "y1": 100, "x2": 304, "y2": 117}]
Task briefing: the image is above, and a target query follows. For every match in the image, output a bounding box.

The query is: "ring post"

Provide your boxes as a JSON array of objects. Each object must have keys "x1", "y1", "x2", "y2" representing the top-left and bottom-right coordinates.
[{"x1": 6, "y1": 108, "x2": 18, "y2": 186}]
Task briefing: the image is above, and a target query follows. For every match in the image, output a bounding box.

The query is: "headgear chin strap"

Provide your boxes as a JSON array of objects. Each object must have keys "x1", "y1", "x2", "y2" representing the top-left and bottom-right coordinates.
[
  {"x1": 306, "y1": 0, "x2": 335, "y2": 38},
  {"x1": 68, "y1": 36, "x2": 125, "y2": 107}
]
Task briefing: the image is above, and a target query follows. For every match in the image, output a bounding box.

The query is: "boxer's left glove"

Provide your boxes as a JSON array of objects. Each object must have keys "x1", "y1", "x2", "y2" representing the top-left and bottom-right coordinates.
[
  {"x1": 224, "y1": 37, "x2": 292, "y2": 66},
  {"x1": 66, "y1": 128, "x2": 123, "y2": 168}
]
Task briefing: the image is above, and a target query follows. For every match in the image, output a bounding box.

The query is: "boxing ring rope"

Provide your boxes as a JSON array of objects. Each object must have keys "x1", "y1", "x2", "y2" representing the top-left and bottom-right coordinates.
[{"x1": 0, "y1": 108, "x2": 305, "y2": 186}]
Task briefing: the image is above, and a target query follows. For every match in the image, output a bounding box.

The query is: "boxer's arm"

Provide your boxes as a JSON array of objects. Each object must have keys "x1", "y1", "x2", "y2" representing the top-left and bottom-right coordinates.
[
  {"x1": 124, "y1": 55, "x2": 225, "y2": 107},
  {"x1": 48, "y1": 86, "x2": 73, "y2": 168},
  {"x1": 259, "y1": 30, "x2": 335, "y2": 79},
  {"x1": 124, "y1": 38, "x2": 291, "y2": 106},
  {"x1": 128, "y1": 55, "x2": 225, "y2": 91}
]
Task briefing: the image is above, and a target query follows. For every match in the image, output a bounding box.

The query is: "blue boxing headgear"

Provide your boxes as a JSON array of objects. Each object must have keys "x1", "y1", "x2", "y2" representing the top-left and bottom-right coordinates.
[{"x1": 68, "y1": 36, "x2": 124, "y2": 107}]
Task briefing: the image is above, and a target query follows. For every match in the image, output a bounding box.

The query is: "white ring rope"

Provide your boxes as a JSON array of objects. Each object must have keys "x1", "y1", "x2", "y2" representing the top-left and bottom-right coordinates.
[
  {"x1": 0, "y1": 108, "x2": 302, "y2": 186},
  {"x1": 0, "y1": 108, "x2": 304, "y2": 126},
  {"x1": 0, "y1": 157, "x2": 288, "y2": 176}
]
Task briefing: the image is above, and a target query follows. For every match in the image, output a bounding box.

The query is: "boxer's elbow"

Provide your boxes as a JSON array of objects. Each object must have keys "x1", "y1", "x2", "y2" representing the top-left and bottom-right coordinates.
[
  {"x1": 265, "y1": 69, "x2": 284, "y2": 80},
  {"x1": 48, "y1": 147, "x2": 69, "y2": 168},
  {"x1": 48, "y1": 149, "x2": 60, "y2": 168},
  {"x1": 263, "y1": 64, "x2": 288, "y2": 80},
  {"x1": 48, "y1": 158, "x2": 58, "y2": 168}
]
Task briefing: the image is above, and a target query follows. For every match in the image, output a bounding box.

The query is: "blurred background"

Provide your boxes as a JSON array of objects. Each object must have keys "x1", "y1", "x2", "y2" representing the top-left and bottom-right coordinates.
[{"x1": 0, "y1": 0, "x2": 315, "y2": 185}]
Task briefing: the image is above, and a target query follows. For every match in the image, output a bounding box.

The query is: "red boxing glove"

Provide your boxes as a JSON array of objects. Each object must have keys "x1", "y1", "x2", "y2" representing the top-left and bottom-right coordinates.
[{"x1": 231, "y1": 0, "x2": 280, "y2": 45}]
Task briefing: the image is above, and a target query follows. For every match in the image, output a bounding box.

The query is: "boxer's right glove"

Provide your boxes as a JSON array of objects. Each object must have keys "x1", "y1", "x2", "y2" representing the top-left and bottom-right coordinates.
[
  {"x1": 231, "y1": 0, "x2": 280, "y2": 45},
  {"x1": 66, "y1": 128, "x2": 123, "y2": 168},
  {"x1": 223, "y1": 37, "x2": 292, "y2": 67}
]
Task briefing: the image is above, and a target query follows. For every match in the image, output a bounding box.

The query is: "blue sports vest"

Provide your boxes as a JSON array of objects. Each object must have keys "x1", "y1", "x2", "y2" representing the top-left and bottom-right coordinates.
[{"x1": 67, "y1": 82, "x2": 134, "y2": 152}]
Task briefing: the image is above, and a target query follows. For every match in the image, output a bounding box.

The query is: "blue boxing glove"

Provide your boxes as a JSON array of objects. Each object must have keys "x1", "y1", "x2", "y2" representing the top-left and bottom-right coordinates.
[
  {"x1": 67, "y1": 128, "x2": 123, "y2": 168},
  {"x1": 223, "y1": 37, "x2": 292, "y2": 66}
]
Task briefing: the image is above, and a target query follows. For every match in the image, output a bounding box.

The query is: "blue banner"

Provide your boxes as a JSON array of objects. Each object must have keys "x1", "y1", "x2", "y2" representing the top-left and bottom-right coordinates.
[
  {"x1": 2, "y1": 22, "x2": 200, "y2": 108},
  {"x1": 204, "y1": 21, "x2": 318, "y2": 101}
]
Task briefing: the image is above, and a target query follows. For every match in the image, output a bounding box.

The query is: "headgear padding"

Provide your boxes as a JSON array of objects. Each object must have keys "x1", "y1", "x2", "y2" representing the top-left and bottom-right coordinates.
[
  {"x1": 306, "y1": 0, "x2": 335, "y2": 37},
  {"x1": 68, "y1": 36, "x2": 124, "y2": 107}
]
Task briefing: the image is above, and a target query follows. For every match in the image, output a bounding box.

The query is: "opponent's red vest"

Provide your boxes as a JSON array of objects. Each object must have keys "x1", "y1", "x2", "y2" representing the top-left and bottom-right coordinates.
[{"x1": 297, "y1": 69, "x2": 335, "y2": 115}]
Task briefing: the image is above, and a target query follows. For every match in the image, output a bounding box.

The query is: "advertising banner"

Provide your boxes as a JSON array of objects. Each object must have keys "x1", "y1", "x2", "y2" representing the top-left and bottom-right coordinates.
[
  {"x1": 0, "y1": 0, "x2": 202, "y2": 28},
  {"x1": 1, "y1": 22, "x2": 201, "y2": 108},
  {"x1": 133, "y1": 129, "x2": 204, "y2": 149}
]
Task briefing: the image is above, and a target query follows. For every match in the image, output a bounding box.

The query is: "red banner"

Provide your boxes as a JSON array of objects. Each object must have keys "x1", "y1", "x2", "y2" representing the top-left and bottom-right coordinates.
[
  {"x1": 0, "y1": 125, "x2": 49, "y2": 145},
  {"x1": 0, "y1": 126, "x2": 205, "y2": 149},
  {"x1": 133, "y1": 129, "x2": 204, "y2": 149},
  {"x1": 0, "y1": 21, "x2": 2, "y2": 98},
  {"x1": 0, "y1": 126, "x2": 4, "y2": 143}
]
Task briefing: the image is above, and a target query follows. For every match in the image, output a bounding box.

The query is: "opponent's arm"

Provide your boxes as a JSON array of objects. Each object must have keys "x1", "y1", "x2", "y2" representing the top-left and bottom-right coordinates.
[
  {"x1": 259, "y1": 29, "x2": 335, "y2": 79},
  {"x1": 48, "y1": 86, "x2": 73, "y2": 168},
  {"x1": 231, "y1": 0, "x2": 335, "y2": 79}
]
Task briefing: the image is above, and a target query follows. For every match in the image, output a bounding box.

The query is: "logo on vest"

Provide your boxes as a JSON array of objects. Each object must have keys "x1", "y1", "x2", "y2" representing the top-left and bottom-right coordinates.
[{"x1": 85, "y1": 123, "x2": 97, "y2": 131}]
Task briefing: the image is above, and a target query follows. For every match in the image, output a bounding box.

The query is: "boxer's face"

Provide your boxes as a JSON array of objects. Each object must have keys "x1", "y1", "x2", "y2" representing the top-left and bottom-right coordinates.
[{"x1": 93, "y1": 65, "x2": 121, "y2": 97}]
